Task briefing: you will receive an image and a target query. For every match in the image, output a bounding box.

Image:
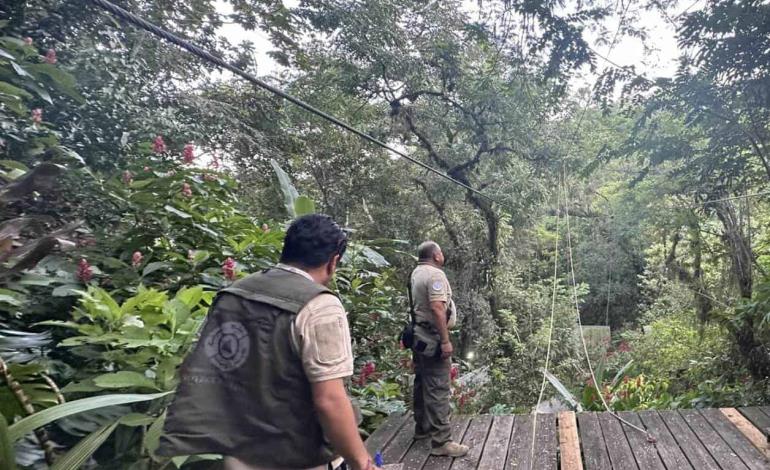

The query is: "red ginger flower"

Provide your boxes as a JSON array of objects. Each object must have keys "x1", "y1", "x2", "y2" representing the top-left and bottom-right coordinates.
[
  {"x1": 357, "y1": 361, "x2": 376, "y2": 386},
  {"x1": 131, "y1": 251, "x2": 143, "y2": 268},
  {"x1": 31, "y1": 108, "x2": 42, "y2": 124},
  {"x1": 450, "y1": 365, "x2": 459, "y2": 381},
  {"x1": 181, "y1": 182, "x2": 192, "y2": 198},
  {"x1": 153, "y1": 135, "x2": 167, "y2": 154},
  {"x1": 222, "y1": 257, "x2": 237, "y2": 281},
  {"x1": 210, "y1": 156, "x2": 220, "y2": 169},
  {"x1": 77, "y1": 259, "x2": 93, "y2": 283},
  {"x1": 44, "y1": 49, "x2": 56, "y2": 64},
  {"x1": 182, "y1": 143, "x2": 195, "y2": 164}
]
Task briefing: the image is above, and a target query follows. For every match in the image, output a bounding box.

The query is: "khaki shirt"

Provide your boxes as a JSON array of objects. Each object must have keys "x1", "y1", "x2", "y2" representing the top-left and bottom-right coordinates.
[
  {"x1": 225, "y1": 264, "x2": 353, "y2": 470},
  {"x1": 411, "y1": 263, "x2": 453, "y2": 326}
]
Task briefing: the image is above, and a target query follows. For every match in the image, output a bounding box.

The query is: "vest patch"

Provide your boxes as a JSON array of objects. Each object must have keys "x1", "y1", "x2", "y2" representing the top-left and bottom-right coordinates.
[{"x1": 204, "y1": 321, "x2": 250, "y2": 372}]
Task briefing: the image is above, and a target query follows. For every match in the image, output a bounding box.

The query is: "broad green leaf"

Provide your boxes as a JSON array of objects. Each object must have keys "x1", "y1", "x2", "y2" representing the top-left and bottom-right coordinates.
[
  {"x1": 117, "y1": 413, "x2": 155, "y2": 427},
  {"x1": 0, "y1": 47, "x2": 13, "y2": 60},
  {"x1": 0, "y1": 414, "x2": 17, "y2": 470},
  {"x1": 0, "y1": 81, "x2": 32, "y2": 101},
  {"x1": 25, "y1": 64, "x2": 82, "y2": 102},
  {"x1": 294, "y1": 195, "x2": 316, "y2": 216},
  {"x1": 51, "y1": 421, "x2": 119, "y2": 470},
  {"x1": 142, "y1": 261, "x2": 170, "y2": 277},
  {"x1": 52, "y1": 285, "x2": 81, "y2": 297},
  {"x1": 164, "y1": 205, "x2": 192, "y2": 219},
  {"x1": 10, "y1": 61, "x2": 30, "y2": 78},
  {"x1": 92, "y1": 371, "x2": 159, "y2": 391},
  {"x1": 270, "y1": 159, "x2": 299, "y2": 217},
  {"x1": 144, "y1": 411, "x2": 166, "y2": 461},
  {"x1": 8, "y1": 391, "x2": 172, "y2": 442}
]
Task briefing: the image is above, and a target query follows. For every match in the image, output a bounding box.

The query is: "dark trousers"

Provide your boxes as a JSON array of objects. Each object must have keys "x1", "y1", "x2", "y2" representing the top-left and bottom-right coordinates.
[{"x1": 413, "y1": 352, "x2": 452, "y2": 447}]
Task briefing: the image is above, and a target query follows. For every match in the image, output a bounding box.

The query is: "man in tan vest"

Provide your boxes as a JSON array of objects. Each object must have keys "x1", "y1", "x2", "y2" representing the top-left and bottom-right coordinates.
[
  {"x1": 409, "y1": 241, "x2": 469, "y2": 457},
  {"x1": 159, "y1": 214, "x2": 382, "y2": 470}
]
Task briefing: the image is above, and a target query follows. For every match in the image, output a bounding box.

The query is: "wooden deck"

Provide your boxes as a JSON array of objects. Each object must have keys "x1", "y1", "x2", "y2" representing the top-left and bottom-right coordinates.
[{"x1": 365, "y1": 407, "x2": 770, "y2": 469}]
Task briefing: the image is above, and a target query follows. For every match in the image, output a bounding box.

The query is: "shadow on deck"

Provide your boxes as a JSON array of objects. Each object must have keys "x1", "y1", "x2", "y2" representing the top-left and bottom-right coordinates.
[{"x1": 365, "y1": 407, "x2": 770, "y2": 469}]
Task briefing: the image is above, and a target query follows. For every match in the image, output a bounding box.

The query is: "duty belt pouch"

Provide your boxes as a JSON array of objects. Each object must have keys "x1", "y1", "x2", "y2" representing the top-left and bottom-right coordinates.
[{"x1": 412, "y1": 323, "x2": 440, "y2": 358}]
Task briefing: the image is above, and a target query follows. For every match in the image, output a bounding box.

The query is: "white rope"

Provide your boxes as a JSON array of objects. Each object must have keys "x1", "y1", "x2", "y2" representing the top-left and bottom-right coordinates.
[
  {"x1": 529, "y1": 180, "x2": 562, "y2": 467},
  {"x1": 561, "y1": 176, "x2": 656, "y2": 442}
]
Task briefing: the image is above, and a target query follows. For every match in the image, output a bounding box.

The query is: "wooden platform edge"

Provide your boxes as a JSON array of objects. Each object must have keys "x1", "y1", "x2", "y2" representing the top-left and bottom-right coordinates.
[
  {"x1": 558, "y1": 411, "x2": 584, "y2": 470},
  {"x1": 720, "y1": 407, "x2": 770, "y2": 460}
]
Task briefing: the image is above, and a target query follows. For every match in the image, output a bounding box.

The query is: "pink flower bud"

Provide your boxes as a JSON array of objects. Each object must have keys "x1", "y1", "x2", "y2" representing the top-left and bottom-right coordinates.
[
  {"x1": 188, "y1": 249, "x2": 196, "y2": 261},
  {"x1": 152, "y1": 135, "x2": 167, "y2": 154},
  {"x1": 181, "y1": 182, "x2": 192, "y2": 198},
  {"x1": 222, "y1": 257, "x2": 237, "y2": 281},
  {"x1": 210, "y1": 156, "x2": 220, "y2": 169},
  {"x1": 262, "y1": 223, "x2": 270, "y2": 233},
  {"x1": 203, "y1": 173, "x2": 217, "y2": 182},
  {"x1": 77, "y1": 259, "x2": 93, "y2": 283},
  {"x1": 182, "y1": 143, "x2": 195, "y2": 164},
  {"x1": 131, "y1": 251, "x2": 143, "y2": 268},
  {"x1": 44, "y1": 49, "x2": 57, "y2": 64},
  {"x1": 31, "y1": 108, "x2": 43, "y2": 124},
  {"x1": 450, "y1": 365, "x2": 459, "y2": 381},
  {"x1": 24, "y1": 37, "x2": 33, "y2": 46},
  {"x1": 143, "y1": 166, "x2": 151, "y2": 172},
  {"x1": 122, "y1": 170, "x2": 133, "y2": 185}
]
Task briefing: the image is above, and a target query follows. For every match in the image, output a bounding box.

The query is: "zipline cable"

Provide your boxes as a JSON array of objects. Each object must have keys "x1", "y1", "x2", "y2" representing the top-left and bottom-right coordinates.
[
  {"x1": 562, "y1": 173, "x2": 656, "y2": 442},
  {"x1": 88, "y1": 0, "x2": 497, "y2": 206}
]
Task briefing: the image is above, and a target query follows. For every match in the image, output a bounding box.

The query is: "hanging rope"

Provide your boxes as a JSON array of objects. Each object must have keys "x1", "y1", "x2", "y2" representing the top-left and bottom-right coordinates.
[
  {"x1": 561, "y1": 174, "x2": 656, "y2": 443},
  {"x1": 529, "y1": 178, "x2": 562, "y2": 467}
]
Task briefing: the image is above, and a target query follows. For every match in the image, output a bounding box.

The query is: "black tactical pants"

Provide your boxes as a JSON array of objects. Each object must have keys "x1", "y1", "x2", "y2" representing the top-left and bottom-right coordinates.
[{"x1": 413, "y1": 352, "x2": 452, "y2": 447}]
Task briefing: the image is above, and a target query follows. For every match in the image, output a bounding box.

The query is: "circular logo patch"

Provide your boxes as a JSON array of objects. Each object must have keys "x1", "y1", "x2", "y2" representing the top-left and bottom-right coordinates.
[
  {"x1": 204, "y1": 321, "x2": 250, "y2": 372},
  {"x1": 432, "y1": 281, "x2": 444, "y2": 291}
]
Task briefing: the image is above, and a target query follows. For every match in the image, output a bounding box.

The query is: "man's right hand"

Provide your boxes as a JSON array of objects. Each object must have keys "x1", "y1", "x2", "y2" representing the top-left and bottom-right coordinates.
[{"x1": 441, "y1": 341, "x2": 453, "y2": 359}]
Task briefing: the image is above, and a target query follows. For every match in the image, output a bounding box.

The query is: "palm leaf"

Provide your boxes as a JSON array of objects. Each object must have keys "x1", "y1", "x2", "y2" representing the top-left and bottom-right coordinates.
[
  {"x1": 8, "y1": 391, "x2": 171, "y2": 442},
  {"x1": 50, "y1": 421, "x2": 119, "y2": 470},
  {"x1": 0, "y1": 414, "x2": 18, "y2": 470}
]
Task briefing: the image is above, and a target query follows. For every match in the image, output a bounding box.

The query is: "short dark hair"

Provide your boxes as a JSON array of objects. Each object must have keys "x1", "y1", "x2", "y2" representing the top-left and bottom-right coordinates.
[
  {"x1": 417, "y1": 241, "x2": 440, "y2": 261},
  {"x1": 280, "y1": 214, "x2": 348, "y2": 268}
]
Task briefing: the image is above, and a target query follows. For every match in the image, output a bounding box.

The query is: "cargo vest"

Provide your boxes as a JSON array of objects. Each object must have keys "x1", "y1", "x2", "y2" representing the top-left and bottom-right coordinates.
[{"x1": 157, "y1": 267, "x2": 336, "y2": 467}]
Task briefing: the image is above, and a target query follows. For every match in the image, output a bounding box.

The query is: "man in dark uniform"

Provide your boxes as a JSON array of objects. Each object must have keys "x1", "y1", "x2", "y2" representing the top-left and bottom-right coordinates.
[
  {"x1": 159, "y1": 214, "x2": 382, "y2": 470},
  {"x1": 410, "y1": 241, "x2": 468, "y2": 457}
]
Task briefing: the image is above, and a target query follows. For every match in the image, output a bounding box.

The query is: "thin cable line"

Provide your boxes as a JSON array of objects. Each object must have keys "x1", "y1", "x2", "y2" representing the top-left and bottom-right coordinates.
[
  {"x1": 562, "y1": 174, "x2": 655, "y2": 442},
  {"x1": 88, "y1": 0, "x2": 496, "y2": 205},
  {"x1": 529, "y1": 178, "x2": 561, "y2": 468}
]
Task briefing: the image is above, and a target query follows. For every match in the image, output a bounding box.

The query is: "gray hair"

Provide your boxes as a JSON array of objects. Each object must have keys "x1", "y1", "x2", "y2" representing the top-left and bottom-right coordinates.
[{"x1": 417, "y1": 241, "x2": 441, "y2": 261}]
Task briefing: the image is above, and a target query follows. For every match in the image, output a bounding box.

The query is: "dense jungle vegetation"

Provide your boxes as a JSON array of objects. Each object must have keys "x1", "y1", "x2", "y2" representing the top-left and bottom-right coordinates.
[{"x1": 1, "y1": 0, "x2": 770, "y2": 467}]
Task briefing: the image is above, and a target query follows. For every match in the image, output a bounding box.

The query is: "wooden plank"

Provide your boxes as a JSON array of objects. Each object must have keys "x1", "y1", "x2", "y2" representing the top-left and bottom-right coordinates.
[
  {"x1": 533, "y1": 413, "x2": 558, "y2": 469},
  {"x1": 597, "y1": 413, "x2": 638, "y2": 469},
  {"x1": 477, "y1": 415, "x2": 515, "y2": 469},
  {"x1": 382, "y1": 413, "x2": 419, "y2": 465},
  {"x1": 577, "y1": 412, "x2": 612, "y2": 470},
  {"x1": 506, "y1": 413, "x2": 534, "y2": 469},
  {"x1": 423, "y1": 417, "x2": 471, "y2": 470},
  {"x1": 677, "y1": 409, "x2": 748, "y2": 470},
  {"x1": 637, "y1": 410, "x2": 693, "y2": 470},
  {"x1": 738, "y1": 407, "x2": 770, "y2": 440},
  {"x1": 722, "y1": 409, "x2": 770, "y2": 460},
  {"x1": 616, "y1": 412, "x2": 665, "y2": 470},
  {"x1": 449, "y1": 415, "x2": 492, "y2": 470},
  {"x1": 700, "y1": 408, "x2": 769, "y2": 469},
  {"x1": 658, "y1": 410, "x2": 720, "y2": 470},
  {"x1": 367, "y1": 412, "x2": 412, "y2": 455},
  {"x1": 558, "y1": 412, "x2": 583, "y2": 470},
  {"x1": 401, "y1": 434, "x2": 432, "y2": 470}
]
